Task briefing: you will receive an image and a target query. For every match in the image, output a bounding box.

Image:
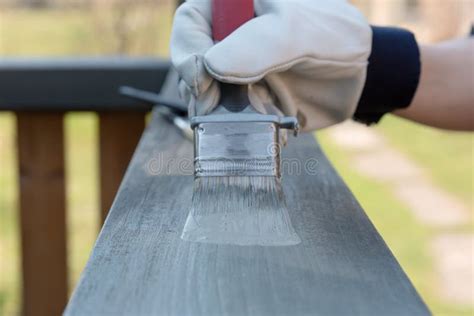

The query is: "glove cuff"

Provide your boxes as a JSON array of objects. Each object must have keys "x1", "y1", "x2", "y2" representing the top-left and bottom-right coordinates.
[{"x1": 354, "y1": 26, "x2": 421, "y2": 125}]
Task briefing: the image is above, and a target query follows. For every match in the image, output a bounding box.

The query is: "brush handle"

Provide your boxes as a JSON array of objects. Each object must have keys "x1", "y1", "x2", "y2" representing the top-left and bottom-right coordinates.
[
  {"x1": 212, "y1": 0, "x2": 254, "y2": 41},
  {"x1": 212, "y1": 0, "x2": 254, "y2": 113}
]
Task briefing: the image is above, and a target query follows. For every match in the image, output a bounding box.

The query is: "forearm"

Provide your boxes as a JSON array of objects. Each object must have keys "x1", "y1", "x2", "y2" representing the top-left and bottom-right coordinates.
[
  {"x1": 354, "y1": 27, "x2": 474, "y2": 132},
  {"x1": 394, "y1": 38, "x2": 474, "y2": 131}
]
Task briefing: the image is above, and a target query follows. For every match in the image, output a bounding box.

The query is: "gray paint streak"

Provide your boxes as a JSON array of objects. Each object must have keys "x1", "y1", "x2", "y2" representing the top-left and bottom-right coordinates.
[
  {"x1": 182, "y1": 176, "x2": 302, "y2": 246},
  {"x1": 64, "y1": 113, "x2": 430, "y2": 315}
]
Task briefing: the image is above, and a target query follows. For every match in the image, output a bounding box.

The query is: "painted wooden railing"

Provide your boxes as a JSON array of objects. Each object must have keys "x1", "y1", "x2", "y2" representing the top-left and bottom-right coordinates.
[
  {"x1": 64, "y1": 68, "x2": 430, "y2": 315},
  {"x1": 0, "y1": 57, "x2": 170, "y2": 316}
]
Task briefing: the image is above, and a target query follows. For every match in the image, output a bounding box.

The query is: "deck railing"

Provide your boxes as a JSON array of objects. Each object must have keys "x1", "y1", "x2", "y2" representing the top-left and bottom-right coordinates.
[
  {"x1": 0, "y1": 58, "x2": 171, "y2": 316},
  {"x1": 0, "y1": 0, "x2": 431, "y2": 310}
]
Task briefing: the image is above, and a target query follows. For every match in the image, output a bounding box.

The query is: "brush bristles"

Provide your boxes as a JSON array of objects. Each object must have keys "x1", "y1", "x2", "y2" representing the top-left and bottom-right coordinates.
[{"x1": 181, "y1": 176, "x2": 301, "y2": 246}]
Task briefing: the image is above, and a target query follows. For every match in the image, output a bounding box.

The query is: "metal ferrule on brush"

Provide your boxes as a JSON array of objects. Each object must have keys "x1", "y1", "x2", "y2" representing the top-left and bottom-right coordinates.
[{"x1": 190, "y1": 84, "x2": 299, "y2": 178}]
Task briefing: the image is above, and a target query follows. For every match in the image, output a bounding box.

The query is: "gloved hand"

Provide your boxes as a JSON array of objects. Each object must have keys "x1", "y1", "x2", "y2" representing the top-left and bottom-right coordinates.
[{"x1": 171, "y1": 0, "x2": 372, "y2": 131}]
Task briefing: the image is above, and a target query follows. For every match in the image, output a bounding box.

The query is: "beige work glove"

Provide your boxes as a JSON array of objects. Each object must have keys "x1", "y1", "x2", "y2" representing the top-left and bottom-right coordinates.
[{"x1": 171, "y1": 0, "x2": 372, "y2": 131}]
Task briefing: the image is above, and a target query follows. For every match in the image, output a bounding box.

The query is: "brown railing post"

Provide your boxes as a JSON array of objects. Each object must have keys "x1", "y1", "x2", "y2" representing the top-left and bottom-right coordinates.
[
  {"x1": 99, "y1": 112, "x2": 145, "y2": 223},
  {"x1": 16, "y1": 112, "x2": 68, "y2": 316}
]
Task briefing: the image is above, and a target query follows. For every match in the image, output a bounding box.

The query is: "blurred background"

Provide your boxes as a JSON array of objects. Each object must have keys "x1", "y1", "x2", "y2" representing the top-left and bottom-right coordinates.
[{"x1": 0, "y1": 0, "x2": 472, "y2": 315}]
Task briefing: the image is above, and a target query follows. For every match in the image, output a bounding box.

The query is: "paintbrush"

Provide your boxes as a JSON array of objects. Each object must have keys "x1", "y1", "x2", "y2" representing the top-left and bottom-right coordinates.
[{"x1": 181, "y1": 0, "x2": 301, "y2": 246}]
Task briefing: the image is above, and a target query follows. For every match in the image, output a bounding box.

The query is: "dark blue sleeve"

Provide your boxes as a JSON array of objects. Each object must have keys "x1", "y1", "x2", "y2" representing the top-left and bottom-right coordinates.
[{"x1": 354, "y1": 26, "x2": 421, "y2": 125}]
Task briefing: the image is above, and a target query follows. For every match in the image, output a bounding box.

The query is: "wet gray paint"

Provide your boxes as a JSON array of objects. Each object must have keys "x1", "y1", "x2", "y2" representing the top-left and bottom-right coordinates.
[{"x1": 182, "y1": 176, "x2": 301, "y2": 246}]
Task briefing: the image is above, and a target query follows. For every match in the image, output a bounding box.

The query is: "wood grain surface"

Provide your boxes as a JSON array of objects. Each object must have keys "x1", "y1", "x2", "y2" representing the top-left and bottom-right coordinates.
[
  {"x1": 65, "y1": 110, "x2": 429, "y2": 315},
  {"x1": 17, "y1": 112, "x2": 68, "y2": 316}
]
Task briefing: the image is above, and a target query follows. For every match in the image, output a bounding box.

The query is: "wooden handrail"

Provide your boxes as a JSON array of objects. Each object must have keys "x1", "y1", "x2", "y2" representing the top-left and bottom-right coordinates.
[
  {"x1": 0, "y1": 57, "x2": 170, "y2": 111},
  {"x1": 64, "y1": 108, "x2": 430, "y2": 315}
]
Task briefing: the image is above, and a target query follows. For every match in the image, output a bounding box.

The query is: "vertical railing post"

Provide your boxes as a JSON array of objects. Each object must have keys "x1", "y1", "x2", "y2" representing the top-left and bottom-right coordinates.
[
  {"x1": 98, "y1": 112, "x2": 145, "y2": 223},
  {"x1": 16, "y1": 112, "x2": 68, "y2": 316}
]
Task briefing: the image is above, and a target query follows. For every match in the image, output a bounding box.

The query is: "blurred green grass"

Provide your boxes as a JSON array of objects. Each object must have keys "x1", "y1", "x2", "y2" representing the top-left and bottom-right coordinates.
[
  {"x1": 0, "y1": 7, "x2": 472, "y2": 316},
  {"x1": 318, "y1": 132, "x2": 473, "y2": 316},
  {"x1": 64, "y1": 113, "x2": 99, "y2": 294},
  {"x1": 377, "y1": 116, "x2": 473, "y2": 208},
  {"x1": 0, "y1": 114, "x2": 20, "y2": 316}
]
